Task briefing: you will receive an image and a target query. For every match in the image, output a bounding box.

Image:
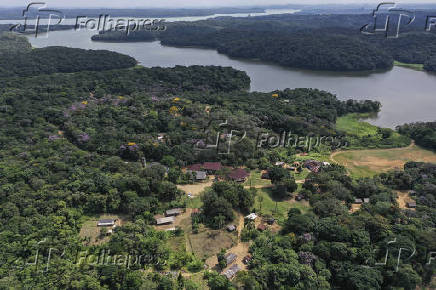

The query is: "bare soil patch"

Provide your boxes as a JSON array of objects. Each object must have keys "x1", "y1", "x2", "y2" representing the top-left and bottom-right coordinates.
[{"x1": 177, "y1": 179, "x2": 214, "y2": 196}]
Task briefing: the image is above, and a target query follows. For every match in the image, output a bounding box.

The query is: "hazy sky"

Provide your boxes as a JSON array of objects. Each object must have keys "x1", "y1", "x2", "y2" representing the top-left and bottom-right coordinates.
[{"x1": 1, "y1": 0, "x2": 436, "y2": 8}]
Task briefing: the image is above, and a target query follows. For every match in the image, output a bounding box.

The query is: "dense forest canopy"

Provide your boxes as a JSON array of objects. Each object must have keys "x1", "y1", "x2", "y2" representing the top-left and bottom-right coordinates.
[
  {"x1": 0, "y1": 27, "x2": 435, "y2": 289},
  {"x1": 397, "y1": 122, "x2": 436, "y2": 151},
  {"x1": 0, "y1": 44, "x2": 137, "y2": 77},
  {"x1": 92, "y1": 12, "x2": 436, "y2": 72}
]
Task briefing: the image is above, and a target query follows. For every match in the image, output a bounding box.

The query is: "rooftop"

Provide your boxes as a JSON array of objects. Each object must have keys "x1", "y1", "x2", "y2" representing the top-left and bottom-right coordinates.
[
  {"x1": 228, "y1": 168, "x2": 249, "y2": 180},
  {"x1": 194, "y1": 171, "x2": 207, "y2": 180},
  {"x1": 165, "y1": 208, "x2": 183, "y2": 216},
  {"x1": 156, "y1": 216, "x2": 175, "y2": 225},
  {"x1": 203, "y1": 162, "x2": 222, "y2": 171},
  {"x1": 245, "y1": 213, "x2": 257, "y2": 220},
  {"x1": 97, "y1": 219, "x2": 116, "y2": 226},
  {"x1": 223, "y1": 264, "x2": 241, "y2": 279},
  {"x1": 224, "y1": 253, "x2": 237, "y2": 265},
  {"x1": 187, "y1": 163, "x2": 203, "y2": 171}
]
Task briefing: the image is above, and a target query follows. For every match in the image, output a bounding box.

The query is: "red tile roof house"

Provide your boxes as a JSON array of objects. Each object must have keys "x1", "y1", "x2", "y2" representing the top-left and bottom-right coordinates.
[
  {"x1": 228, "y1": 168, "x2": 250, "y2": 182},
  {"x1": 187, "y1": 163, "x2": 203, "y2": 171},
  {"x1": 203, "y1": 162, "x2": 222, "y2": 173}
]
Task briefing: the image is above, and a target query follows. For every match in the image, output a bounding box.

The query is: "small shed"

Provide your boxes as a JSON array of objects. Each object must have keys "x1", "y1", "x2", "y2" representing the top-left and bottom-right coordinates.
[
  {"x1": 226, "y1": 225, "x2": 237, "y2": 232},
  {"x1": 223, "y1": 264, "x2": 241, "y2": 280},
  {"x1": 156, "y1": 216, "x2": 175, "y2": 225},
  {"x1": 363, "y1": 198, "x2": 370, "y2": 203},
  {"x1": 407, "y1": 201, "x2": 417, "y2": 208},
  {"x1": 98, "y1": 219, "x2": 116, "y2": 227},
  {"x1": 224, "y1": 253, "x2": 237, "y2": 265},
  {"x1": 165, "y1": 208, "x2": 183, "y2": 217},
  {"x1": 354, "y1": 198, "x2": 363, "y2": 204},
  {"x1": 194, "y1": 171, "x2": 207, "y2": 181},
  {"x1": 245, "y1": 213, "x2": 258, "y2": 220}
]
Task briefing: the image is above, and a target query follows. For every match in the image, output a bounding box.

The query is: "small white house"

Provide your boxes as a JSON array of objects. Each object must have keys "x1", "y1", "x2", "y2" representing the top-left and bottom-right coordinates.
[
  {"x1": 245, "y1": 213, "x2": 258, "y2": 220},
  {"x1": 97, "y1": 219, "x2": 116, "y2": 227}
]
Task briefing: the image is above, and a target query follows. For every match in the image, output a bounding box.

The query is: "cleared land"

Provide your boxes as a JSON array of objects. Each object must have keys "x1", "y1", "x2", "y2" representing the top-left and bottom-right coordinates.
[
  {"x1": 165, "y1": 208, "x2": 238, "y2": 260},
  {"x1": 254, "y1": 188, "x2": 310, "y2": 223},
  {"x1": 177, "y1": 178, "x2": 214, "y2": 196},
  {"x1": 79, "y1": 214, "x2": 125, "y2": 246},
  {"x1": 331, "y1": 143, "x2": 436, "y2": 178},
  {"x1": 396, "y1": 190, "x2": 415, "y2": 210}
]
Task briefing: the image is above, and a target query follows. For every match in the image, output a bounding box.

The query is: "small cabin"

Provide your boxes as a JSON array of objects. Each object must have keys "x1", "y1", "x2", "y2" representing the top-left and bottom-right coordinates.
[
  {"x1": 194, "y1": 171, "x2": 207, "y2": 181},
  {"x1": 224, "y1": 253, "x2": 237, "y2": 265},
  {"x1": 228, "y1": 168, "x2": 250, "y2": 182},
  {"x1": 245, "y1": 213, "x2": 257, "y2": 221},
  {"x1": 354, "y1": 198, "x2": 363, "y2": 204},
  {"x1": 97, "y1": 219, "x2": 116, "y2": 227},
  {"x1": 223, "y1": 264, "x2": 241, "y2": 280},
  {"x1": 407, "y1": 201, "x2": 417, "y2": 208},
  {"x1": 226, "y1": 225, "x2": 237, "y2": 232},
  {"x1": 156, "y1": 216, "x2": 175, "y2": 225},
  {"x1": 165, "y1": 208, "x2": 183, "y2": 217}
]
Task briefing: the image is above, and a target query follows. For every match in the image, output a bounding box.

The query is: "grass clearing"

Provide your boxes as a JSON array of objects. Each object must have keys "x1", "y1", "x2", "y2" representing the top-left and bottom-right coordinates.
[
  {"x1": 331, "y1": 144, "x2": 436, "y2": 178},
  {"x1": 336, "y1": 113, "x2": 379, "y2": 137},
  {"x1": 254, "y1": 188, "x2": 310, "y2": 223},
  {"x1": 394, "y1": 60, "x2": 424, "y2": 71},
  {"x1": 177, "y1": 179, "x2": 214, "y2": 196},
  {"x1": 188, "y1": 228, "x2": 237, "y2": 260},
  {"x1": 245, "y1": 170, "x2": 272, "y2": 187},
  {"x1": 396, "y1": 190, "x2": 415, "y2": 210},
  {"x1": 79, "y1": 214, "x2": 125, "y2": 246}
]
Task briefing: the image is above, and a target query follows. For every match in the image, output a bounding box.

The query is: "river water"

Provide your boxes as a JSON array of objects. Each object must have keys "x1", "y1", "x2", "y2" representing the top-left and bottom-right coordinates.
[{"x1": 24, "y1": 28, "x2": 436, "y2": 129}]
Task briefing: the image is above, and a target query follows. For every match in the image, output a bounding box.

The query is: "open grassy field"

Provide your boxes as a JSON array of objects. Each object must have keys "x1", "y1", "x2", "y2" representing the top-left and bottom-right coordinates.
[
  {"x1": 394, "y1": 60, "x2": 424, "y2": 71},
  {"x1": 336, "y1": 113, "x2": 379, "y2": 137},
  {"x1": 336, "y1": 113, "x2": 410, "y2": 149},
  {"x1": 244, "y1": 170, "x2": 272, "y2": 187},
  {"x1": 79, "y1": 214, "x2": 125, "y2": 246},
  {"x1": 177, "y1": 179, "x2": 214, "y2": 196},
  {"x1": 254, "y1": 188, "x2": 310, "y2": 223},
  {"x1": 166, "y1": 207, "x2": 237, "y2": 260},
  {"x1": 331, "y1": 144, "x2": 436, "y2": 178}
]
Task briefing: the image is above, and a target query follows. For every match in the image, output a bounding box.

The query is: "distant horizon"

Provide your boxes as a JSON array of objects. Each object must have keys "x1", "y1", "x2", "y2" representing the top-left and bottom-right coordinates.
[{"x1": 1, "y1": 1, "x2": 436, "y2": 9}]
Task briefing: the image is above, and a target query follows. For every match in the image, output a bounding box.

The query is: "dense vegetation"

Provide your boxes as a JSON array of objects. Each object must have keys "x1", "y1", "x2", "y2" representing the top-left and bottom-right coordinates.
[
  {"x1": 398, "y1": 122, "x2": 436, "y2": 151},
  {"x1": 92, "y1": 12, "x2": 436, "y2": 72},
  {"x1": 0, "y1": 33, "x2": 435, "y2": 289},
  {"x1": 0, "y1": 45, "x2": 137, "y2": 77},
  {"x1": 0, "y1": 32, "x2": 31, "y2": 54}
]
